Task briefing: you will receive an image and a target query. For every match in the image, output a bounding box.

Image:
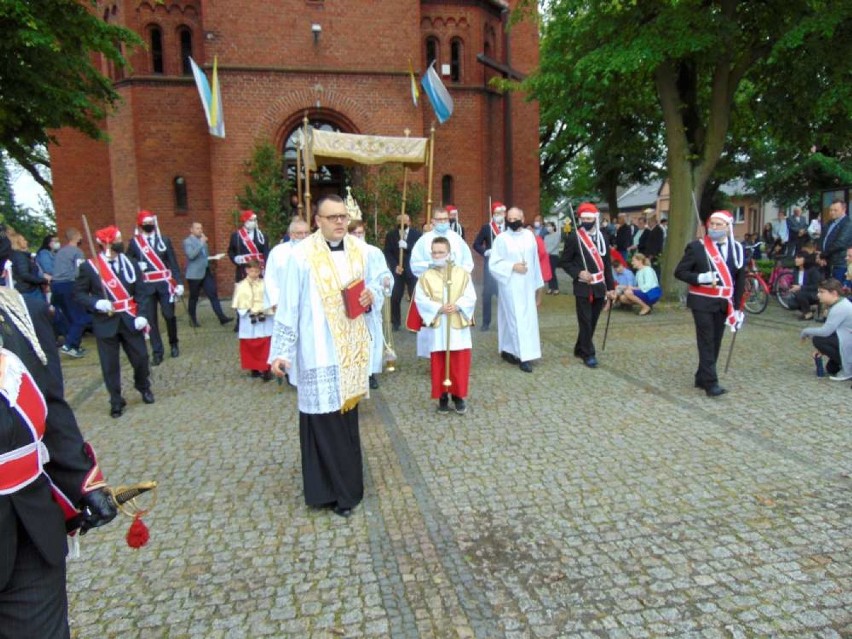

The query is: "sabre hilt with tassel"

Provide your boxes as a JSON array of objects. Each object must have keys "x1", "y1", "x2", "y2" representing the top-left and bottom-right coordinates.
[{"x1": 70, "y1": 481, "x2": 158, "y2": 534}]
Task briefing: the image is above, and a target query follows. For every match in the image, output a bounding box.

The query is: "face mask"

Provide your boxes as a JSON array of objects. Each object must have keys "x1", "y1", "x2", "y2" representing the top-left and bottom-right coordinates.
[
  {"x1": 581, "y1": 221, "x2": 596, "y2": 231},
  {"x1": 432, "y1": 257, "x2": 448, "y2": 267},
  {"x1": 434, "y1": 222, "x2": 449, "y2": 234},
  {"x1": 245, "y1": 220, "x2": 257, "y2": 231},
  {"x1": 141, "y1": 224, "x2": 156, "y2": 234},
  {"x1": 507, "y1": 219, "x2": 523, "y2": 231},
  {"x1": 290, "y1": 238, "x2": 301, "y2": 247},
  {"x1": 708, "y1": 229, "x2": 727, "y2": 242},
  {"x1": 110, "y1": 241, "x2": 125, "y2": 254},
  {"x1": 50, "y1": 241, "x2": 61, "y2": 251},
  {"x1": 534, "y1": 222, "x2": 541, "y2": 228},
  {"x1": 493, "y1": 215, "x2": 504, "y2": 225}
]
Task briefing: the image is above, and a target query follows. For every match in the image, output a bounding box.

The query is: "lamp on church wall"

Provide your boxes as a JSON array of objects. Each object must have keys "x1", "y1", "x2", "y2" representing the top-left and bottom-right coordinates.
[{"x1": 312, "y1": 23, "x2": 322, "y2": 45}]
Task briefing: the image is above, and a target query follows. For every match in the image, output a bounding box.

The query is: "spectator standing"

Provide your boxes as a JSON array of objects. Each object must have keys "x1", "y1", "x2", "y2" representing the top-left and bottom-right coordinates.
[
  {"x1": 183, "y1": 221, "x2": 233, "y2": 327},
  {"x1": 820, "y1": 199, "x2": 852, "y2": 282},
  {"x1": 787, "y1": 207, "x2": 809, "y2": 255},
  {"x1": 615, "y1": 213, "x2": 635, "y2": 256},
  {"x1": 35, "y1": 234, "x2": 60, "y2": 276},
  {"x1": 771, "y1": 211, "x2": 790, "y2": 255},
  {"x1": 543, "y1": 221, "x2": 562, "y2": 295},
  {"x1": 53, "y1": 228, "x2": 90, "y2": 358}
]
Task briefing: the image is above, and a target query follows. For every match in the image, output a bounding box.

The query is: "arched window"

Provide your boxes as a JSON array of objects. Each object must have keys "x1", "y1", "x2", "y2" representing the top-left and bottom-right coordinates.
[
  {"x1": 450, "y1": 39, "x2": 463, "y2": 83},
  {"x1": 178, "y1": 28, "x2": 193, "y2": 76},
  {"x1": 441, "y1": 175, "x2": 454, "y2": 207},
  {"x1": 149, "y1": 26, "x2": 164, "y2": 74},
  {"x1": 283, "y1": 120, "x2": 347, "y2": 201},
  {"x1": 174, "y1": 176, "x2": 188, "y2": 211},
  {"x1": 425, "y1": 37, "x2": 439, "y2": 68}
]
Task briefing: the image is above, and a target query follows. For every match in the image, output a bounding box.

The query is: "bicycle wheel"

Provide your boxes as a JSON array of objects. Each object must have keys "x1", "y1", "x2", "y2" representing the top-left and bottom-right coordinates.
[
  {"x1": 743, "y1": 275, "x2": 769, "y2": 314},
  {"x1": 775, "y1": 272, "x2": 794, "y2": 309}
]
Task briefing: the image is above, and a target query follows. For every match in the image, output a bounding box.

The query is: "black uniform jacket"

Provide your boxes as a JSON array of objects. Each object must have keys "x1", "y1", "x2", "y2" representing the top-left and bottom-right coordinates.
[
  {"x1": 126, "y1": 234, "x2": 183, "y2": 289},
  {"x1": 228, "y1": 229, "x2": 270, "y2": 281},
  {"x1": 73, "y1": 257, "x2": 150, "y2": 338},
  {"x1": 674, "y1": 240, "x2": 746, "y2": 312},
  {"x1": 560, "y1": 231, "x2": 615, "y2": 299},
  {"x1": 383, "y1": 227, "x2": 422, "y2": 277}
]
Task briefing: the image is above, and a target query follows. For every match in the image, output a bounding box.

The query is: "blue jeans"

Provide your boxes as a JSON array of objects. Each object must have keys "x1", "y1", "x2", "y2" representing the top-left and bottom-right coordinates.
[{"x1": 51, "y1": 281, "x2": 91, "y2": 349}]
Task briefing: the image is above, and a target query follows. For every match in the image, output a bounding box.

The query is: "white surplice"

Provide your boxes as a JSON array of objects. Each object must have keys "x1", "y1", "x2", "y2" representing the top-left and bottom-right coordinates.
[
  {"x1": 414, "y1": 266, "x2": 476, "y2": 353},
  {"x1": 263, "y1": 240, "x2": 298, "y2": 308},
  {"x1": 409, "y1": 229, "x2": 474, "y2": 278},
  {"x1": 269, "y1": 233, "x2": 374, "y2": 413},
  {"x1": 356, "y1": 238, "x2": 392, "y2": 374},
  {"x1": 489, "y1": 228, "x2": 544, "y2": 362}
]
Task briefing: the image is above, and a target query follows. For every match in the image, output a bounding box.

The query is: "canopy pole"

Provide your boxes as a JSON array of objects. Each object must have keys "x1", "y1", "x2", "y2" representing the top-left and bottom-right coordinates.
[
  {"x1": 296, "y1": 130, "x2": 304, "y2": 221},
  {"x1": 302, "y1": 113, "x2": 312, "y2": 222}
]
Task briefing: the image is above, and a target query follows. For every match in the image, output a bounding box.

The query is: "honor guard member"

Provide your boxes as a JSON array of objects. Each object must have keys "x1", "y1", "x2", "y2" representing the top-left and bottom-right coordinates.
[
  {"x1": 383, "y1": 214, "x2": 421, "y2": 331},
  {"x1": 228, "y1": 210, "x2": 269, "y2": 283},
  {"x1": 446, "y1": 205, "x2": 465, "y2": 239},
  {"x1": 472, "y1": 201, "x2": 506, "y2": 331},
  {"x1": 559, "y1": 202, "x2": 616, "y2": 368},
  {"x1": 675, "y1": 210, "x2": 746, "y2": 397},
  {"x1": 0, "y1": 231, "x2": 118, "y2": 639},
  {"x1": 74, "y1": 226, "x2": 155, "y2": 417},
  {"x1": 127, "y1": 210, "x2": 183, "y2": 364}
]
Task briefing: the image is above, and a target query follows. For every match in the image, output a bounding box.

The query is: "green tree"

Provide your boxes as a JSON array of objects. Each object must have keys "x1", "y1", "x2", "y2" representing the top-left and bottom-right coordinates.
[
  {"x1": 237, "y1": 141, "x2": 291, "y2": 243},
  {"x1": 522, "y1": 0, "x2": 852, "y2": 297},
  {"x1": 0, "y1": 0, "x2": 140, "y2": 191},
  {"x1": 0, "y1": 151, "x2": 55, "y2": 246},
  {"x1": 351, "y1": 165, "x2": 425, "y2": 246}
]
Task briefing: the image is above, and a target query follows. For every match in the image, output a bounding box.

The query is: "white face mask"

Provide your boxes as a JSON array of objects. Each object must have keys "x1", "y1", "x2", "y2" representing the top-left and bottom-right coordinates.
[
  {"x1": 50, "y1": 241, "x2": 61, "y2": 251},
  {"x1": 244, "y1": 220, "x2": 257, "y2": 231},
  {"x1": 493, "y1": 215, "x2": 504, "y2": 225},
  {"x1": 432, "y1": 257, "x2": 448, "y2": 267}
]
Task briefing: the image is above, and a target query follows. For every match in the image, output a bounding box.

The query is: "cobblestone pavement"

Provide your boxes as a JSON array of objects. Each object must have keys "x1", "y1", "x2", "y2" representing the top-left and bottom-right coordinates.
[{"x1": 62, "y1": 276, "x2": 850, "y2": 638}]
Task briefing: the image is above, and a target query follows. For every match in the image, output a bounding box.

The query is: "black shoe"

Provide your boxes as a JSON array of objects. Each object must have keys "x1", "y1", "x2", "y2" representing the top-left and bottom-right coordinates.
[
  {"x1": 141, "y1": 390, "x2": 155, "y2": 404},
  {"x1": 519, "y1": 361, "x2": 533, "y2": 373},
  {"x1": 583, "y1": 356, "x2": 598, "y2": 368},
  {"x1": 501, "y1": 351, "x2": 520, "y2": 365},
  {"x1": 219, "y1": 316, "x2": 234, "y2": 325},
  {"x1": 251, "y1": 370, "x2": 262, "y2": 378},
  {"x1": 170, "y1": 345, "x2": 179, "y2": 358},
  {"x1": 369, "y1": 375, "x2": 379, "y2": 389},
  {"x1": 152, "y1": 353, "x2": 163, "y2": 366},
  {"x1": 704, "y1": 384, "x2": 727, "y2": 398},
  {"x1": 480, "y1": 323, "x2": 490, "y2": 332},
  {"x1": 438, "y1": 394, "x2": 450, "y2": 413},
  {"x1": 261, "y1": 370, "x2": 273, "y2": 382},
  {"x1": 453, "y1": 398, "x2": 467, "y2": 414},
  {"x1": 109, "y1": 400, "x2": 125, "y2": 418},
  {"x1": 333, "y1": 506, "x2": 353, "y2": 518}
]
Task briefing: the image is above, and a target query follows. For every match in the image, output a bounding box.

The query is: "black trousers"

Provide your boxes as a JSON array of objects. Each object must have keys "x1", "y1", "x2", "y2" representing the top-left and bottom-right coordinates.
[
  {"x1": 813, "y1": 334, "x2": 841, "y2": 374},
  {"x1": 480, "y1": 264, "x2": 499, "y2": 326},
  {"x1": 390, "y1": 271, "x2": 416, "y2": 329},
  {"x1": 144, "y1": 283, "x2": 177, "y2": 356},
  {"x1": 574, "y1": 295, "x2": 605, "y2": 359},
  {"x1": 794, "y1": 290, "x2": 819, "y2": 314},
  {"x1": 691, "y1": 307, "x2": 727, "y2": 388},
  {"x1": 547, "y1": 256, "x2": 560, "y2": 291},
  {"x1": 95, "y1": 321, "x2": 151, "y2": 406},
  {"x1": 187, "y1": 269, "x2": 227, "y2": 322},
  {"x1": 299, "y1": 408, "x2": 364, "y2": 509},
  {"x1": 0, "y1": 521, "x2": 69, "y2": 639}
]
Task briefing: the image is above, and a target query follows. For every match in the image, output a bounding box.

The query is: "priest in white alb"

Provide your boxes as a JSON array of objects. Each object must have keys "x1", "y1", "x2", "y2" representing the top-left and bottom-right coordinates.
[
  {"x1": 270, "y1": 195, "x2": 376, "y2": 518},
  {"x1": 489, "y1": 206, "x2": 544, "y2": 373}
]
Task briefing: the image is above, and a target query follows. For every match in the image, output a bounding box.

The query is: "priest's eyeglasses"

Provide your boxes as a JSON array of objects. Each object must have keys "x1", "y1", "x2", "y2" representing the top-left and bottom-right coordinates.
[{"x1": 317, "y1": 214, "x2": 350, "y2": 223}]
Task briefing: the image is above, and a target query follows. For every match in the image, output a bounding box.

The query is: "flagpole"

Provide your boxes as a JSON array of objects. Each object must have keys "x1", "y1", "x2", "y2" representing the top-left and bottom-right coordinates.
[
  {"x1": 302, "y1": 113, "x2": 311, "y2": 221},
  {"x1": 399, "y1": 128, "x2": 411, "y2": 265},
  {"x1": 426, "y1": 122, "x2": 436, "y2": 225}
]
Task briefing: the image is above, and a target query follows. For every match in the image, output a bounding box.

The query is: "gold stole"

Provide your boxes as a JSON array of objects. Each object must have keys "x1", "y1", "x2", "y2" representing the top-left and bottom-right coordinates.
[
  {"x1": 305, "y1": 231, "x2": 370, "y2": 412},
  {"x1": 418, "y1": 265, "x2": 472, "y2": 330}
]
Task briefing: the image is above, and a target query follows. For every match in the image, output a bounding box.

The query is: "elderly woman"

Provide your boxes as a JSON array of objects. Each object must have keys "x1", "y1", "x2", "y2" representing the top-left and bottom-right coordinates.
[{"x1": 616, "y1": 253, "x2": 662, "y2": 316}]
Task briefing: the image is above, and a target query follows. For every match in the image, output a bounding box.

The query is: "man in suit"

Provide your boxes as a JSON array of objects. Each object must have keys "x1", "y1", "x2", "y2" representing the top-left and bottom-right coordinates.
[
  {"x1": 675, "y1": 210, "x2": 746, "y2": 397},
  {"x1": 472, "y1": 201, "x2": 507, "y2": 331},
  {"x1": 615, "y1": 212, "x2": 635, "y2": 256},
  {"x1": 74, "y1": 226, "x2": 154, "y2": 418},
  {"x1": 0, "y1": 228, "x2": 117, "y2": 638},
  {"x1": 786, "y1": 207, "x2": 809, "y2": 255},
  {"x1": 559, "y1": 202, "x2": 616, "y2": 368},
  {"x1": 820, "y1": 199, "x2": 852, "y2": 282},
  {"x1": 126, "y1": 211, "x2": 184, "y2": 364},
  {"x1": 183, "y1": 221, "x2": 233, "y2": 327},
  {"x1": 640, "y1": 214, "x2": 666, "y2": 278},
  {"x1": 228, "y1": 210, "x2": 270, "y2": 283},
  {"x1": 446, "y1": 205, "x2": 465, "y2": 239},
  {"x1": 383, "y1": 213, "x2": 421, "y2": 331}
]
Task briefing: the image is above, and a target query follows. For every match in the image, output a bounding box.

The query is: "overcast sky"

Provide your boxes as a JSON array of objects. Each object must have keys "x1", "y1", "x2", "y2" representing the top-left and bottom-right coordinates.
[{"x1": 11, "y1": 168, "x2": 48, "y2": 210}]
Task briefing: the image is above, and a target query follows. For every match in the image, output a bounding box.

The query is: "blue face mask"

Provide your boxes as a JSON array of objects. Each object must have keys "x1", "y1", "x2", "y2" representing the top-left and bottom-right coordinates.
[
  {"x1": 434, "y1": 222, "x2": 450, "y2": 234},
  {"x1": 708, "y1": 229, "x2": 727, "y2": 242}
]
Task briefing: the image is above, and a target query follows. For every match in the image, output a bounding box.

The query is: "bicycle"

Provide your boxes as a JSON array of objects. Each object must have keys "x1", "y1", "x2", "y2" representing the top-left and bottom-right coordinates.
[{"x1": 741, "y1": 243, "x2": 794, "y2": 314}]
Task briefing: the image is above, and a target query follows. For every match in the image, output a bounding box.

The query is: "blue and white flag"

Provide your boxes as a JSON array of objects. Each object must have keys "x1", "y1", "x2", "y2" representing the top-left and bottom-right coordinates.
[
  {"x1": 189, "y1": 56, "x2": 225, "y2": 138},
  {"x1": 420, "y1": 61, "x2": 453, "y2": 124}
]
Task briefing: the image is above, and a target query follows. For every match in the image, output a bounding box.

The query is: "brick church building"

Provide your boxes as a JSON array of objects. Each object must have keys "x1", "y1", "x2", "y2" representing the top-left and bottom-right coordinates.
[{"x1": 51, "y1": 0, "x2": 540, "y2": 285}]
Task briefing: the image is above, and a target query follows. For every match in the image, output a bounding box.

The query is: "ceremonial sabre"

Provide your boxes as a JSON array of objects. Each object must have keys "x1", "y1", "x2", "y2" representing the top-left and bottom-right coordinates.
[
  {"x1": 69, "y1": 481, "x2": 158, "y2": 533},
  {"x1": 724, "y1": 322, "x2": 739, "y2": 374},
  {"x1": 602, "y1": 295, "x2": 613, "y2": 352},
  {"x1": 81, "y1": 214, "x2": 113, "y2": 316},
  {"x1": 443, "y1": 258, "x2": 453, "y2": 390}
]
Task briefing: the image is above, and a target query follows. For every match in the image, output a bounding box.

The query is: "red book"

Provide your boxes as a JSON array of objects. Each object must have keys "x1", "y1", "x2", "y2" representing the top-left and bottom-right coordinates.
[{"x1": 342, "y1": 278, "x2": 367, "y2": 319}]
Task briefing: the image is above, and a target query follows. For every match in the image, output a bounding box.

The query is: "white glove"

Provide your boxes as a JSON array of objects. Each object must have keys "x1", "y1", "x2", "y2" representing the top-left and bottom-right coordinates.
[
  {"x1": 174, "y1": 285, "x2": 184, "y2": 297},
  {"x1": 94, "y1": 300, "x2": 113, "y2": 313},
  {"x1": 484, "y1": 249, "x2": 492, "y2": 258},
  {"x1": 138, "y1": 262, "x2": 148, "y2": 271},
  {"x1": 134, "y1": 316, "x2": 149, "y2": 331},
  {"x1": 398, "y1": 240, "x2": 408, "y2": 249},
  {"x1": 697, "y1": 271, "x2": 717, "y2": 285},
  {"x1": 234, "y1": 255, "x2": 247, "y2": 265},
  {"x1": 733, "y1": 310, "x2": 745, "y2": 332}
]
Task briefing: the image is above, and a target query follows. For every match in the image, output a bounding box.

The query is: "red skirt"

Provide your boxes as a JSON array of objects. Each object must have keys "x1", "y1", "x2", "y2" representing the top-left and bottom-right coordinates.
[
  {"x1": 239, "y1": 337, "x2": 271, "y2": 371},
  {"x1": 430, "y1": 349, "x2": 471, "y2": 399}
]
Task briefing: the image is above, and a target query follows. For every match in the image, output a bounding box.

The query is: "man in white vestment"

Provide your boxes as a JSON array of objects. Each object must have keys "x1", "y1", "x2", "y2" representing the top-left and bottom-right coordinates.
[
  {"x1": 270, "y1": 195, "x2": 375, "y2": 518},
  {"x1": 489, "y1": 206, "x2": 544, "y2": 372},
  {"x1": 263, "y1": 218, "x2": 310, "y2": 309}
]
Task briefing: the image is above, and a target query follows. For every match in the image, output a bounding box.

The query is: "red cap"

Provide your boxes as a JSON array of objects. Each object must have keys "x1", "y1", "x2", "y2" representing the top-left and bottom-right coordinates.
[
  {"x1": 95, "y1": 226, "x2": 121, "y2": 245},
  {"x1": 491, "y1": 201, "x2": 506, "y2": 214},
  {"x1": 240, "y1": 210, "x2": 256, "y2": 224},
  {"x1": 707, "y1": 210, "x2": 733, "y2": 225},
  {"x1": 577, "y1": 202, "x2": 599, "y2": 217},
  {"x1": 445, "y1": 205, "x2": 458, "y2": 214},
  {"x1": 136, "y1": 210, "x2": 155, "y2": 227}
]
